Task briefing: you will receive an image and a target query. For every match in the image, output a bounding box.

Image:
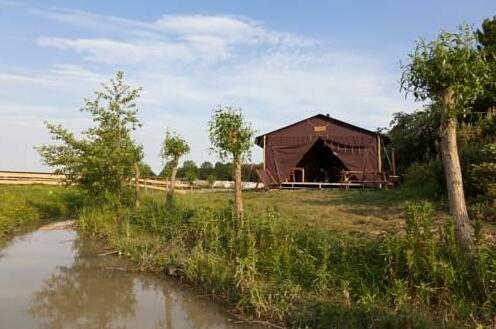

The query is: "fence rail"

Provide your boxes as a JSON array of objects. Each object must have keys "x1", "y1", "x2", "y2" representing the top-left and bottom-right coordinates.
[{"x1": 0, "y1": 171, "x2": 260, "y2": 191}]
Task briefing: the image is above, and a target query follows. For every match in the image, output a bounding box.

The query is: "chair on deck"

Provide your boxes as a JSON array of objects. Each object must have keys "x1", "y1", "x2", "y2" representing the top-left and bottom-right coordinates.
[{"x1": 287, "y1": 167, "x2": 305, "y2": 182}]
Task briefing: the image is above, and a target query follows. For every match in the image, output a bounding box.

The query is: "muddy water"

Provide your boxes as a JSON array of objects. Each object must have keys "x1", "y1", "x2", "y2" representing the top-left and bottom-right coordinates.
[{"x1": 0, "y1": 222, "x2": 266, "y2": 329}]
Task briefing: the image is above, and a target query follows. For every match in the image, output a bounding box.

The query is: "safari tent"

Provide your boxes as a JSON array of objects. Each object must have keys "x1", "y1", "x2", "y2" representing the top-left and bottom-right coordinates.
[{"x1": 255, "y1": 114, "x2": 392, "y2": 188}]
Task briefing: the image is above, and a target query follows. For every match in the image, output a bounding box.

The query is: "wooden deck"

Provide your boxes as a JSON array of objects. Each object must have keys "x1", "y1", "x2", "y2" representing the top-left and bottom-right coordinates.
[
  {"x1": 270, "y1": 170, "x2": 397, "y2": 190},
  {"x1": 280, "y1": 181, "x2": 363, "y2": 189}
]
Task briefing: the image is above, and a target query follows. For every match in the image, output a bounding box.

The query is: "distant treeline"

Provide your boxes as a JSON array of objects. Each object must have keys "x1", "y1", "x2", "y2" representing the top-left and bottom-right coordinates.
[{"x1": 139, "y1": 161, "x2": 262, "y2": 182}]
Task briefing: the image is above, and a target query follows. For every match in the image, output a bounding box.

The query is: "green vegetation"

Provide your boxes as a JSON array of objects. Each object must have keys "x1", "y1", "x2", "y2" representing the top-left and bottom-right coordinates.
[
  {"x1": 401, "y1": 23, "x2": 493, "y2": 253},
  {"x1": 162, "y1": 160, "x2": 261, "y2": 182},
  {"x1": 170, "y1": 187, "x2": 444, "y2": 236},
  {"x1": 79, "y1": 189, "x2": 496, "y2": 328},
  {"x1": 390, "y1": 18, "x2": 496, "y2": 241},
  {"x1": 0, "y1": 185, "x2": 82, "y2": 245},
  {"x1": 138, "y1": 162, "x2": 156, "y2": 177},
  {"x1": 160, "y1": 130, "x2": 190, "y2": 203},
  {"x1": 37, "y1": 71, "x2": 143, "y2": 206},
  {"x1": 208, "y1": 105, "x2": 255, "y2": 222}
]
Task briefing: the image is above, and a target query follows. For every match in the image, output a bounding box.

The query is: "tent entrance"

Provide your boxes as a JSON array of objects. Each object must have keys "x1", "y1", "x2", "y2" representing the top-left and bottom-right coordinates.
[{"x1": 294, "y1": 138, "x2": 345, "y2": 183}]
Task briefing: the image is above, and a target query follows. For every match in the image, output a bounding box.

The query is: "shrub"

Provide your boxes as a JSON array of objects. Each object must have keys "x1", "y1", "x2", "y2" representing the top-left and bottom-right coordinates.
[
  {"x1": 403, "y1": 162, "x2": 444, "y2": 196},
  {"x1": 470, "y1": 143, "x2": 496, "y2": 205},
  {"x1": 404, "y1": 162, "x2": 436, "y2": 186},
  {"x1": 468, "y1": 201, "x2": 496, "y2": 223}
]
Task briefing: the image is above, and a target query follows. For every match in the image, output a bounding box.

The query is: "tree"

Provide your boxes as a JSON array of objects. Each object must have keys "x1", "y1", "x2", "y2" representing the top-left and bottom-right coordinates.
[
  {"x1": 160, "y1": 130, "x2": 189, "y2": 204},
  {"x1": 388, "y1": 106, "x2": 440, "y2": 174},
  {"x1": 474, "y1": 16, "x2": 496, "y2": 114},
  {"x1": 185, "y1": 170, "x2": 197, "y2": 190},
  {"x1": 178, "y1": 160, "x2": 198, "y2": 179},
  {"x1": 477, "y1": 16, "x2": 496, "y2": 62},
  {"x1": 159, "y1": 161, "x2": 173, "y2": 178},
  {"x1": 208, "y1": 105, "x2": 254, "y2": 223},
  {"x1": 401, "y1": 24, "x2": 492, "y2": 253},
  {"x1": 139, "y1": 162, "x2": 155, "y2": 177},
  {"x1": 199, "y1": 161, "x2": 214, "y2": 179},
  {"x1": 38, "y1": 71, "x2": 143, "y2": 206},
  {"x1": 207, "y1": 174, "x2": 216, "y2": 190},
  {"x1": 214, "y1": 161, "x2": 233, "y2": 180},
  {"x1": 180, "y1": 160, "x2": 198, "y2": 190}
]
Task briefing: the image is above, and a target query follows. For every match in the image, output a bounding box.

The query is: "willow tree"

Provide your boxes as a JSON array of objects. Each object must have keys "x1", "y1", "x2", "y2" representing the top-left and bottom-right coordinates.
[
  {"x1": 401, "y1": 25, "x2": 491, "y2": 253},
  {"x1": 160, "y1": 130, "x2": 189, "y2": 204},
  {"x1": 38, "y1": 71, "x2": 143, "y2": 206},
  {"x1": 208, "y1": 106, "x2": 254, "y2": 224}
]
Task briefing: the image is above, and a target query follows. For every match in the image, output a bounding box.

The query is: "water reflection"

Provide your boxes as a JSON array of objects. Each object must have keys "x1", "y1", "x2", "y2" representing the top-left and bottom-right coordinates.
[
  {"x1": 28, "y1": 237, "x2": 136, "y2": 329},
  {"x1": 24, "y1": 231, "x2": 262, "y2": 329}
]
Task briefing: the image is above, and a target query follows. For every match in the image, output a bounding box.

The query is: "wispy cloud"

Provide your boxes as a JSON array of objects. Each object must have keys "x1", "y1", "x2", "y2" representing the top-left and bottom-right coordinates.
[
  {"x1": 37, "y1": 37, "x2": 204, "y2": 65},
  {"x1": 0, "y1": 64, "x2": 104, "y2": 88},
  {"x1": 0, "y1": 6, "x2": 413, "y2": 171},
  {"x1": 34, "y1": 8, "x2": 316, "y2": 66}
]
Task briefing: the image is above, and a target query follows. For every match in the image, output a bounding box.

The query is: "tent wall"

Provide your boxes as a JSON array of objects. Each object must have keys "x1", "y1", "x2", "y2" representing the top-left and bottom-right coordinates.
[{"x1": 263, "y1": 116, "x2": 380, "y2": 183}]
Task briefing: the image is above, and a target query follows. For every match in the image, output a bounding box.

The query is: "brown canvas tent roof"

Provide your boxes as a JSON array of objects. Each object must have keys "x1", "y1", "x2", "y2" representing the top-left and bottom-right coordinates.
[{"x1": 255, "y1": 114, "x2": 387, "y2": 186}]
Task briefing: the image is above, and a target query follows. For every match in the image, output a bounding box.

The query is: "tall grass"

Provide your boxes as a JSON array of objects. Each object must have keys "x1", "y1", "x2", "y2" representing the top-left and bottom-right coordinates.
[{"x1": 79, "y1": 198, "x2": 496, "y2": 328}]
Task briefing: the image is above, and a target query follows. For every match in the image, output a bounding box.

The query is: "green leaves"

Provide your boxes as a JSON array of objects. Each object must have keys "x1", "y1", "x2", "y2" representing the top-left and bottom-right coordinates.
[
  {"x1": 401, "y1": 24, "x2": 492, "y2": 116},
  {"x1": 208, "y1": 105, "x2": 255, "y2": 161},
  {"x1": 37, "y1": 71, "x2": 143, "y2": 205},
  {"x1": 160, "y1": 130, "x2": 190, "y2": 163},
  {"x1": 471, "y1": 142, "x2": 496, "y2": 201}
]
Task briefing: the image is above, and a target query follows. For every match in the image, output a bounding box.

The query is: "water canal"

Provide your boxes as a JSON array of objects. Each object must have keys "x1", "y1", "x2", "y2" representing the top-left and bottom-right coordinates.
[{"x1": 0, "y1": 221, "x2": 266, "y2": 329}]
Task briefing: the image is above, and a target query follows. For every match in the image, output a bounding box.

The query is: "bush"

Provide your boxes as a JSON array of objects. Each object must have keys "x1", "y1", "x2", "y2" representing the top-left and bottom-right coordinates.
[
  {"x1": 470, "y1": 143, "x2": 496, "y2": 204},
  {"x1": 404, "y1": 162, "x2": 436, "y2": 185},
  {"x1": 403, "y1": 162, "x2": 444, "y2": 196},
  {"x1": 469, "y1": 201, "x2": 496, "y2": 223}
]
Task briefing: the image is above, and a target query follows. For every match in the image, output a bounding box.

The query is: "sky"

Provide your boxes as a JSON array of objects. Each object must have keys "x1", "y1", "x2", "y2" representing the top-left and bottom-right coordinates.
[{"x1": 1, "y1": 0, "x2": 495, "y2": 173}]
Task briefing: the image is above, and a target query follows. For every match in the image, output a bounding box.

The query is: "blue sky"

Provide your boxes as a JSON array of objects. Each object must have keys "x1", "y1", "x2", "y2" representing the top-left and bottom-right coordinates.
[{"x1": 1, "y1": 0, "x2": 495, "y2": 172}]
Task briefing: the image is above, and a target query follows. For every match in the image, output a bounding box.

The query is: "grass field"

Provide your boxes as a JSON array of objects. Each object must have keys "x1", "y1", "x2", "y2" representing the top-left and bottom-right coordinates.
[
  {"x1": 0, "y1": 185, "x2": 82, "y2": 245},
  {"x1": 2, "y1": 184, "x2": 494, "y2": 241},
  {"x1": 175, "y1": 187, "x2": 434, "y2": 236},
  {"x1": 143, "y1": 185, "x2": 496, "y2": 241},
  {"x1": 170, "y1": 186, "x2": 493, "y2": 241}
]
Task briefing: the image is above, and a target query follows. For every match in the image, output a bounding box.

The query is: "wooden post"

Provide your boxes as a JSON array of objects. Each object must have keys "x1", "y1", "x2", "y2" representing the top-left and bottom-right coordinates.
[
  {"x1": 377, "y1": 135, "x2": 382, "y2": 173},
  {"x1": 391, "y1": 149, "x2": 396, "y2": 176},
  {"x1": 133, "y1": 161, "x2": 140, "y2": 208},
  {"x1": 263, "y1": 135, "x2": 266, "y2": 170}
]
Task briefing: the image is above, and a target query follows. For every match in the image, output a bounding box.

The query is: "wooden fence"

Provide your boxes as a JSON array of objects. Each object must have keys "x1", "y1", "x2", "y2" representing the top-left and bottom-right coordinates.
[
  {"x1": 0, "y1": 171, "x2": 65, "y2": 186},
  {"x1": 0, "y1": 171, "x2": 260, "y2": 191}
]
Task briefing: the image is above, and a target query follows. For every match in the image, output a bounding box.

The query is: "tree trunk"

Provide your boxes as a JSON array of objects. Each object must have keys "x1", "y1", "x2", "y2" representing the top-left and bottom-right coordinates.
[
  {"x1": 167, "y1": 159, "x2": 178, "y2": 205},
  {"x1": 134, "y1": 161, "x2": 140, "y2": 208},
  {"x1": 439, "y1": 87, "x2": 473, "y2": 254},
  {"x1": 234, "y1": 156, "x2": 244, "y2": 225}
]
